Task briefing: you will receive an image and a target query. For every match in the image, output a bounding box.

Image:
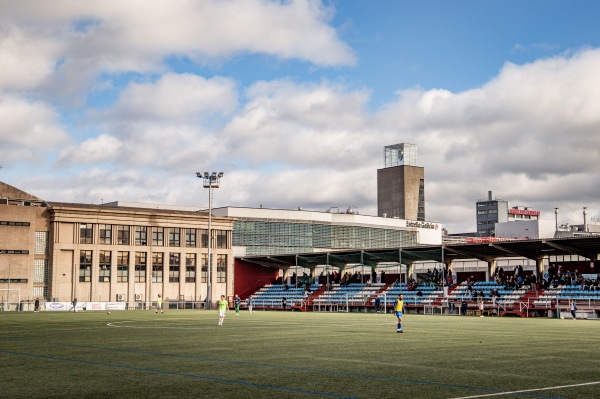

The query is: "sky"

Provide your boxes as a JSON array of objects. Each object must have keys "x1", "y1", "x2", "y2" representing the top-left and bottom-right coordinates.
[{"x1": 1, "y1": 0, "x2": 600, "y2": 234}]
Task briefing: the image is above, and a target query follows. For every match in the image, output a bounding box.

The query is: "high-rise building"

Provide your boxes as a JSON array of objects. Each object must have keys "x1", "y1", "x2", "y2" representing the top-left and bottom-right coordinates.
[
  {"x1": 377, "y1": 143, "x2": 425, "y2": 221},
  {"x1": 476, "y1": 191, "x2": 541, "y2": 237},
  {"x1": 476, "y1": 191, "x2": 508, "y2": 237}
]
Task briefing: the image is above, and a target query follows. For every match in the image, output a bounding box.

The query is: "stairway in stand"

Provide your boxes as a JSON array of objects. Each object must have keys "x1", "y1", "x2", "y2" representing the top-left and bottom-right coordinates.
[
  {"x1": 293, "y1": 285, "x2": 328, "y2": 312},
  {"x1": 499, "y1": 288, "x2": 539, "y2": 317}
]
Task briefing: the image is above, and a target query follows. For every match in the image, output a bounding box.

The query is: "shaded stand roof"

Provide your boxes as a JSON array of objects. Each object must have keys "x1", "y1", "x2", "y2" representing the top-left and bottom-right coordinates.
[{"x1": 238, "y1": 236, "x2": 600, "y2": 270}]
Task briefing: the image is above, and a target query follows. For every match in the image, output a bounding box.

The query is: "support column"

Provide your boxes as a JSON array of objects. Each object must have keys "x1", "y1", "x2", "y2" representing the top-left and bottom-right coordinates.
[
  {"x1": 536, "y1": 258, "x2": 544, "y2": 281},
  {"x1": 281, "y1": 268, "x2": 289, "y2": 284},
  {"x1": 406, "y1": 263, "x2": 413, "y2": 282},
  {"x1": 487, "y1": 259, "x2": 497, "y2": 282},
  {"x1": 444, "y1": 260, "x2": 454, "y2": 284}
]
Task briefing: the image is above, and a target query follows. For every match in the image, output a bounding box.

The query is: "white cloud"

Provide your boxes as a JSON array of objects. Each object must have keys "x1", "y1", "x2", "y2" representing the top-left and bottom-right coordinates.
[
  {"x1": 4, "y1": 0, "x2": 600, "y2": 239},
  {"x1": 225, "y1": 80, "x2": 373, "y2": 168},
  {"x1": 48, "y1": 49, "x2": 600, "y2": 233},
  {"x1": 0, "y1": 24, "x2": 63, "y2": 91},
  {"x1": 0, "y1": 0, "x2": 354, "y2": 98},
  {"x1": 58, "y1": 134, "x2": 122, "y2": 165},
  {"x1": 108, "y1": 73, "x2": 238, "y2": 122},
  {"x1": 0, "y1": 95, "x2": 69, "y2": 164}
]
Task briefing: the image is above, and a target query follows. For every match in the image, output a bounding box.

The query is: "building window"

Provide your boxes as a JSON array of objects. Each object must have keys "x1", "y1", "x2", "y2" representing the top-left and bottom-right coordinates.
[
  {"x1": 80, "y1": 224, "x2": 93, "y2": 244},
  {"x1": 201, "y1": 229, "x2": 209, "y2": 248},
  {"x1": 33, "y1": 286, "x2": 48, "y2": 298},
  {"x1": 117, "y1": 225, "x2": 130, "y2": 245},
  {"x1": 185, "y1": 253, "x2": 196, "y2": 283},
  {"x1": 34, "y1": 231, "x2": 49, "y2": 255},
  {"x1": 135, "y1": 226, "x2": 147, "y2": 246},
  {"x1": 217, "y1": 254, "x2": 227, "y2": 283},
  {"x1": 216, "y1": 230, "x2": 229, "y2": 249},
  {"x1": 79, "y1": 250, "x2": 92, "y2": 282},
  {"x1": 417, "y1": 178, "x2": 425, "y2": 221},
  {"x1": 200, "y1": 253, "x2": 208, "y2": 283},
  {"x1": 117, "y1": 251, "x2": 129, "y2": 283},
  {"x1": 152, "y1": 252, "x2": 163, "y2": 283},
  {"x1": 135, "y1": 252, "x2": 147, "y2": 282},
  {"x1": 152, "y1": 227, "x2": 164, "y2": 246},
  {"x1": 99, "y1": 250, "x2": 111, "y2": 282},
  {"x1": 34, "y1": 259, "x2": 49, "y2": 283},
  {"x1": 99, "y1": 224, "x2": 112, "y2": 245},
  {"x1": 169, "y1": 252, "x2": 180, "y2": 283},
  {"x1": 185, "y1": 229, "x2": 196, "y2": 247},
  {"x1": 169, "y1": 228, "x2": 180, "y2": 247}
]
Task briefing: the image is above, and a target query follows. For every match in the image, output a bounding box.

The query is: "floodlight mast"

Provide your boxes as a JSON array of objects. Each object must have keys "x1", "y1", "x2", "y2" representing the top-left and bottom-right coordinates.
[{"x1": 196, "y1": 171, "x2": 224, "y2": 309}]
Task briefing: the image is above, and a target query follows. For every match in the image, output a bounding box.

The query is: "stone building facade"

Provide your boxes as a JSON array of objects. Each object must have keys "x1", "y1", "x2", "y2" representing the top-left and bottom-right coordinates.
[{"x1": 0, "y1": 181, "x2": 234, "y2": 308}]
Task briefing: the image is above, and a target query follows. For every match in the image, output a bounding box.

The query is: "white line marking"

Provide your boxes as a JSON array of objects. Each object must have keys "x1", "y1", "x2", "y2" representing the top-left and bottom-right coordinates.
[{"x1": 448, "y1": 381, "x2": 600, "y2": 399}]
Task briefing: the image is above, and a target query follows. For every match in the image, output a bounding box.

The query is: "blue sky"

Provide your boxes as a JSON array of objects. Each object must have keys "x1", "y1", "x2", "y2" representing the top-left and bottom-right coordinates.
[{"x1": 1, "y1": 0, "x2": 600, "y2": 233}]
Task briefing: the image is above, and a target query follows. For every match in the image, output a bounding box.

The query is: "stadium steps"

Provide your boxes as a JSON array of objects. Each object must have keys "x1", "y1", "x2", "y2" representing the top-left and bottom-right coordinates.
[
  {"x1": 294, "y1": 285, "x2": 328, "y2": 311},
  {"x1": 369, "y1": 284, "x2": 391, "y2": 306},
  {"x1": 498, "y1": 289, "x2": 536, "y2": 317}
]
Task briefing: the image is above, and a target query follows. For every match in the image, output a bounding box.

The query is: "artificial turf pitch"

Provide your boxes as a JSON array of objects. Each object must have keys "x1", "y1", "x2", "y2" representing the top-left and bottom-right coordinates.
[{"x1": 0, "y1": 310, "x2": 598, "y2": 399}]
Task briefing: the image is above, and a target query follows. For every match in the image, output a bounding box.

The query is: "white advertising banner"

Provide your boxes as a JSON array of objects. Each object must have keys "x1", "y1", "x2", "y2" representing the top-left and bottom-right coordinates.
[{"x1": 44, "y1": 302, "x2": 127, "y2": 311}]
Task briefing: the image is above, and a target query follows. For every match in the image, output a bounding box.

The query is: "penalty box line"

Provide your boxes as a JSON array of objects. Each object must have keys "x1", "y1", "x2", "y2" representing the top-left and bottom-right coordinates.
[{"x1": 448, "y1": 381, "x2": 600, "y2": 399}]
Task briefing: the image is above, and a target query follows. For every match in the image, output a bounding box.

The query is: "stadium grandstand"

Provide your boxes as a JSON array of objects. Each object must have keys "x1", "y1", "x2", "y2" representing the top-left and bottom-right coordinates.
[{"x1": 235, "y1": 236, "x2": 600, "y2": 319}]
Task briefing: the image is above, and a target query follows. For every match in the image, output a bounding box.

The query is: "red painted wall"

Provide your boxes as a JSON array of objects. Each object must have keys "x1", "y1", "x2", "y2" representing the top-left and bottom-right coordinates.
[
  {"x1": 234, "y1": 259, "x2": 279, "y2": 299},
  {"x1": 456, "y1": 271, "x2": 487, "y2": 284},
  {"x1": 549, "y1": 261, "x2": 598, "y2": 275}
]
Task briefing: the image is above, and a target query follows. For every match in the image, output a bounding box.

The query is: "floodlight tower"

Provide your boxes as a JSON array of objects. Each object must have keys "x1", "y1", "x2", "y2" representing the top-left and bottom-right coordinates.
[{"x1": 196, "y1": 171, "x2": 224, "y2": 309}]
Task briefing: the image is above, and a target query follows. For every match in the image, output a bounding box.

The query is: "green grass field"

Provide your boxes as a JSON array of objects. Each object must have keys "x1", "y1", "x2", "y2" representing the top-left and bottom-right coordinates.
[{"x1": 1, "y1": 310, "x2": 598, "y2": 399}]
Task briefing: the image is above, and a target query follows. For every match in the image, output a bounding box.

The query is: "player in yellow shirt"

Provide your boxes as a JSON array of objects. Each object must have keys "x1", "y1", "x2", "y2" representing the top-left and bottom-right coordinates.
[
  {"x1": 155, "y1": 293, "x2": 163, "y2": 314},
  {"x1": 217, "y1": 295, "x2": 228, "y2": 326},
  {"x1": 394, "y1": 294, "x2": 404, "y2": 333}
]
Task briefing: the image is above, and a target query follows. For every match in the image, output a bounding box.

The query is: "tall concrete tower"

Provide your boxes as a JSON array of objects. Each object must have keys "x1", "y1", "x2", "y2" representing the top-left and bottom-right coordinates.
[{"x1": 377, "y1": 143, "x2": 425, "y2": 221}]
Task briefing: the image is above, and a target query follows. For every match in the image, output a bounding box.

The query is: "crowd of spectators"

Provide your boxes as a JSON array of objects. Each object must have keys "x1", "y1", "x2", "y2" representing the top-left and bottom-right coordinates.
[
  {"x1": 540, "y1": 265, "x2": 600, "y2": 290},
  {"x1": 494, "y1": 266, "x2": 537, "y2": 291},
  {"x1": 419, "y1": 266, "x2": 453, "y2": 287}
]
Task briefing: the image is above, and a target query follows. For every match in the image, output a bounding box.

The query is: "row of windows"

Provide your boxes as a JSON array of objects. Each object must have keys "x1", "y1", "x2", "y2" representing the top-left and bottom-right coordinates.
[
  {"x1": 78, "y1": 250, "x2": 227, "y2": 284},
  {"x1": 0, "y1": 221, "x2": 31, "y2": 226},
  {"x1": 233, "y1": 220, "x2": 417, "y2": 255},
  {"x1": 0, "y1": 249, "x2": 29, "y2": 254},
  {"x1": 78, "y1": 224, "x2": 230, "y2": 249},
  {"x1": 477, "y1": 209, "x2": 498, "y2": 215}
]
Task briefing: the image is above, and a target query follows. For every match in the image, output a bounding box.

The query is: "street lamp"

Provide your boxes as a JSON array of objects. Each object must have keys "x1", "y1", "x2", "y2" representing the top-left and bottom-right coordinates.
[{"x1": 196, "y1": 171, "x2": 223, "y2": 310}]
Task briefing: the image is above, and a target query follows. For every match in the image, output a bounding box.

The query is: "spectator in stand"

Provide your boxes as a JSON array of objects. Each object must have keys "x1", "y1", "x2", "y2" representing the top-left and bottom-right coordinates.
[
  {"x1": 416, "y1": 290, "x2": 423, "y2": 297},
  {"x1": 530, "y1": 274, "x2": 537, "y2": 291},
  {"x1": 490, "y1": 289, "x2": 498, "y2": 305}
]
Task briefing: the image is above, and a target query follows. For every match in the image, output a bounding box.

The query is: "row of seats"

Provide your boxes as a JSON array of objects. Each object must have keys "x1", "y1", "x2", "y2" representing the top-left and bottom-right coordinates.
[{"x1": 248, "y1": 284, "x2": 322, "y2": 307}]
